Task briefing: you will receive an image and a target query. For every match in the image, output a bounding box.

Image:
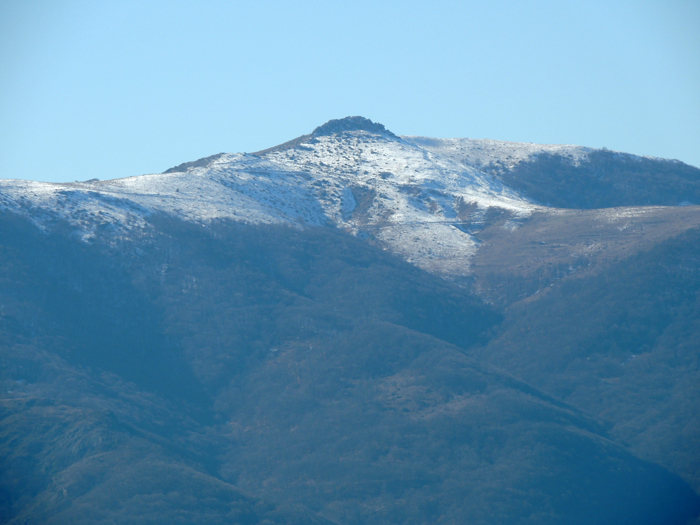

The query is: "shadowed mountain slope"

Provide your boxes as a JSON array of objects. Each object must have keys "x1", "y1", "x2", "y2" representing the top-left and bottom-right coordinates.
[
  {"x1": 486, "y1": 150, "x2": 700, "y2": 209},
  {"x1": 474, "y1": 226, "x2": 700, "y2": 493},
  {"x1": 1, "y1": 211, "x2": 698, "y2": 524},
  {"x1": 408, "y1": 134, "x2": 700, "y2": 209}
]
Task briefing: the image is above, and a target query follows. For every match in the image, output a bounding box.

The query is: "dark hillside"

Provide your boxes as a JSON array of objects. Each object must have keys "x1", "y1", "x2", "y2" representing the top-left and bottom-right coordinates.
[
  {"x1": 216, "y1": 321, "x2": 698, "y2": 525},
  {"x1": 476, "y1": 226, "x2": 700, "y2": 491},
  {"x1": 484, "y1": 150, "x2": 700, "y2": 208},
  {"x1": 0, "y1": 399, "x2": 334, "y2": 525},
  {"x1": 0, "y1": 212, "x2": 204, "y2": 404},
  {"x1": 467, "y1": 205, "x2": 700, "y2": 307},
  {"x1": 1, "y1": 211, "x2": 698, "y2": 524}
]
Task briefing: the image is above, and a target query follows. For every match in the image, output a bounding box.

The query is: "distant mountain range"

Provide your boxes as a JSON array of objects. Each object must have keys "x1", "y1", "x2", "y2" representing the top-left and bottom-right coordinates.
[{"x1": 1, "y1": 117, "x2": 699, "y2": 524}]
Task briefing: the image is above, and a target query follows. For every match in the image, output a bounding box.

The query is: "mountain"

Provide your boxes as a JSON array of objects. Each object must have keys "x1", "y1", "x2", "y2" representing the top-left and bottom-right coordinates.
[
  {"x1": 2, "y1": 116, "x2": 698, "y2": 282},
  {"x1": 408, "y1": 135, "x2": 700, "y2": 208},
  {"x1": 1, "y1": 117, "x2": 700, "y2": 524}
]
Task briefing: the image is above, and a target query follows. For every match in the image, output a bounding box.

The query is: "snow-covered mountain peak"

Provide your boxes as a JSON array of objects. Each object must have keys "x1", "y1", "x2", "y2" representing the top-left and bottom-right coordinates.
[
  {"x1": 0, "y1": 120, "x2": 539, "y2": 276},
  {"x1": 4, "y1": 117, "x2": 698, "y2": 278}
]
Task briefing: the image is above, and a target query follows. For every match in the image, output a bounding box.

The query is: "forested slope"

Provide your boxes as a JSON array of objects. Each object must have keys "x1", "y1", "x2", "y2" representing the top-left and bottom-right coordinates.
[{"x1": 2, "y1": 211, "x2": 697, "y2": 524}]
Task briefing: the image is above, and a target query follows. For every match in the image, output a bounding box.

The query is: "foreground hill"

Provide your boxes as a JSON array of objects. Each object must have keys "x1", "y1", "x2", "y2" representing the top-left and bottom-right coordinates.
[{"x1": 2, "y1": 212, "x2": 698, "y2": 524}]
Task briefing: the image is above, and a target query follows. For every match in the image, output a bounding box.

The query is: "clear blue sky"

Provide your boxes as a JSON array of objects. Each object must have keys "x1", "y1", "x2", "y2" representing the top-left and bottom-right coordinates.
[{"x1": 1, "y1": 0, "x2": 698, "y2": 182}]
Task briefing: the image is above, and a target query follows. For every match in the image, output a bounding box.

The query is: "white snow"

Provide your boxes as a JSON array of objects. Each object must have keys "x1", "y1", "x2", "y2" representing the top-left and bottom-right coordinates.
[
  {"x1": 403, "y1": 136, "x2": 592, "y2": 171},
  {"x1": 0, "y1": 130, "x2": 576, "y2": 275}
]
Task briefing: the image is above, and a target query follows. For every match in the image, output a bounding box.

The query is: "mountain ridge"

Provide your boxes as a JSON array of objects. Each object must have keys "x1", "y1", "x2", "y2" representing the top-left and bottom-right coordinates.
[{"x1": 3, "y1": 116, "x2": 698, "y2": 283}]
